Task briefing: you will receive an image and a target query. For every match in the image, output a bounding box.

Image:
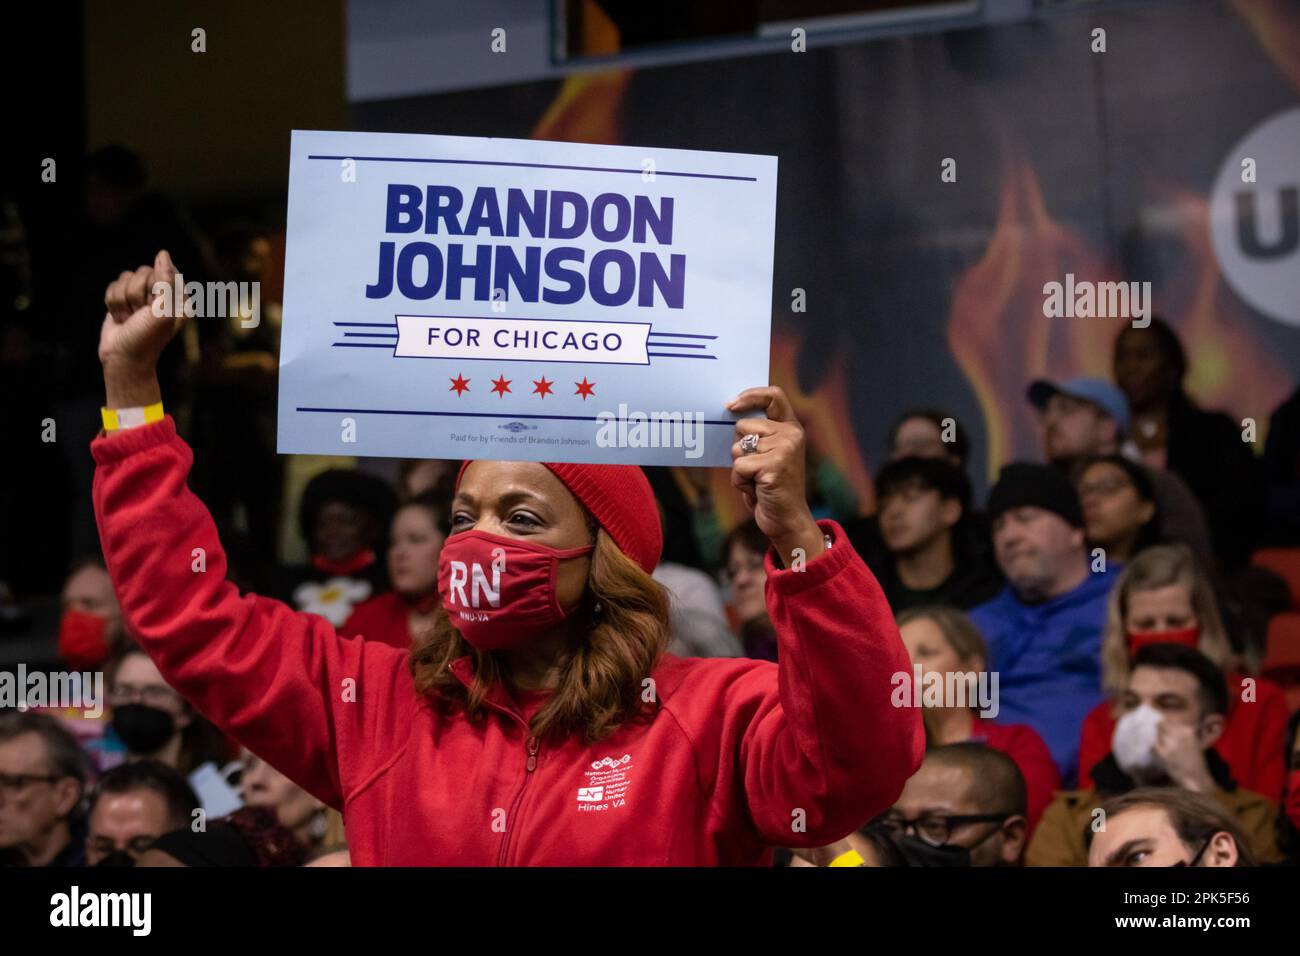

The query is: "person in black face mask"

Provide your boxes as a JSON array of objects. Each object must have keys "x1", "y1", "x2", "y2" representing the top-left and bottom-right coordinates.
[
  {"x1": 873, "y1": 742, "x2": 1029, "y2": 867},
  {"x1": 108, "y1": 647, "x2": 192, "y2": 764},
  {"x1": 106, "y1": 645, "x2": 232, "y2": 812},
  {"x1": 86, "y1": 760, "x2": 200, "y2": 866}
]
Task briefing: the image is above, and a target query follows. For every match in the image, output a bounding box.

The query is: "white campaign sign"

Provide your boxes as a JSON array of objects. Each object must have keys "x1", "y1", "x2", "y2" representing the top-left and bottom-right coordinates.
[{"x1": 277, "y1": 130, "x2": 779, "y2": 465}]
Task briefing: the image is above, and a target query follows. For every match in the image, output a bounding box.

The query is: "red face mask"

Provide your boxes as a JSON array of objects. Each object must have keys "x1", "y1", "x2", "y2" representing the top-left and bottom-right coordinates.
[
  {"x1": 1126, "y1": 625, "x2": 1200, "y2": 656},
  {"x1": 437, "y1": 530, "x2": 594, "y2": 651},
  {"x1": 58, "y1": 608, "x2": 111, "y2": 670},
  {"x1": 311, "y1": 549, "x2": 377, "y2": 577},
  {"x1": 1286, "y1": 769, "x2": 1300, "y2": 831}
]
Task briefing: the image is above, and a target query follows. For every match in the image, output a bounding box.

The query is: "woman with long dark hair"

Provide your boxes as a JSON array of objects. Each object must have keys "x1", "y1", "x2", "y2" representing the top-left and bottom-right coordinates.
[{"x1": 90, "y1": 251, "x2": 922, "y2": 865}]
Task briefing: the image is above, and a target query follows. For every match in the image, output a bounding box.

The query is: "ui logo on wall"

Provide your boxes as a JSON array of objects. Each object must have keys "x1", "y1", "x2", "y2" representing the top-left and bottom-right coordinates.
[{"x1": 1210, "y1": 107, "x2": 1300, "y2": 327}]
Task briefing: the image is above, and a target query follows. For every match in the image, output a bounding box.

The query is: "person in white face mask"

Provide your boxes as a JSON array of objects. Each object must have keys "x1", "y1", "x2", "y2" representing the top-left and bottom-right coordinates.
[{"x1": 1026, "y1": 643, "x2": 1280, "y2": 866}]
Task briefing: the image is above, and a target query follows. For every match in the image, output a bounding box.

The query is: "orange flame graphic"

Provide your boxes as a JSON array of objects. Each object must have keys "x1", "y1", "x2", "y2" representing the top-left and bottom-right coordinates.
[
  {"x1": 698, "y1": 325, "x2": 877, "y2": 533},
  {"x1": 949, "y1": 153, "x2": 1293, "y2": 483},
  {"x1": 531, "y1": 70, "x2": 631, "y2": 145},
  {"x1": 947, "y1": 150, "x2": 1125, "y2": 482}
]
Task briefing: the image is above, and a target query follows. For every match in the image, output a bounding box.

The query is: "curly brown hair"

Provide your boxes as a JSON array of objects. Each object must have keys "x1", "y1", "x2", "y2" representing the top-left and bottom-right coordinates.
[{"x1": 409, "y1": 527, "x2": 671, "y2": 744}]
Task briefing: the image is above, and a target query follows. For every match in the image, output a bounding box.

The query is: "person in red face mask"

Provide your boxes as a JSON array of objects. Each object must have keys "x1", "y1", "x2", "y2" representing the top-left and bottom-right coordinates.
[
  {"x1": 278, "y1": 468, "x2": 398, "y2": 627},
  {"x1": 88, "y1": 251, "x2": 922, "y2": 865},
  {"x1": 1076, "y1": 544, "x2": 1289, "y2": 801},
  {"x1": 58, "y1": 559, "x2": 124, "y2": 670},
  {"x1": 40, "y1": 560, "x2": 129, "y2": 775}
]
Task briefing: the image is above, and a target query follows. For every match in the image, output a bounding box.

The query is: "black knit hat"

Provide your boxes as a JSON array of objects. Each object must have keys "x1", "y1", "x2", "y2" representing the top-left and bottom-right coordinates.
[{"x1": 986, "y1": 462, "x2": 1083, "y2": 528}]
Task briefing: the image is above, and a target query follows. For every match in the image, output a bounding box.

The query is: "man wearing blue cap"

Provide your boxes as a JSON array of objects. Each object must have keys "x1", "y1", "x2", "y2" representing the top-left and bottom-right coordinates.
[
  {"x1": 1027, "y1": 377, "x2": 1213, "y2": 567},
  {"x1": 1029, "y1": 377, "x2": 1131, "y2": 465}
]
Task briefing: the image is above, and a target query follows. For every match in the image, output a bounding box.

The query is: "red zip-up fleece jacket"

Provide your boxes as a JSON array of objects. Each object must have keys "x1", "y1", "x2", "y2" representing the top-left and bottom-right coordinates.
[{"x1": 92, "y1": 418, "x2": 923, "y2": 865}]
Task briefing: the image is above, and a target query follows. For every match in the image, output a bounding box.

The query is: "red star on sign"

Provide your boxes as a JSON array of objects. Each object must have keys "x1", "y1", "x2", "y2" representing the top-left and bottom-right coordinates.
[
  {"x1": 532, "y1": 376, "x2": 554, "y2": 399},
  {"x1": 449, "y1": 373, "x2": 470, "y2": 396},
  {"x1": 574, "y1": 377, "x2": 596, "y2": 400},
  {"x1": 491, "y1": 374, "x2": 512, "y2": 397}
]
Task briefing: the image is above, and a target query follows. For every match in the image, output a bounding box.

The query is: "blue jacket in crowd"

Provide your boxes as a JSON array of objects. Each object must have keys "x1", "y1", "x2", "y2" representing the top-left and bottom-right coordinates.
[{"x1": 969, "y1": 567, "x2": 1116, "y2": 785}]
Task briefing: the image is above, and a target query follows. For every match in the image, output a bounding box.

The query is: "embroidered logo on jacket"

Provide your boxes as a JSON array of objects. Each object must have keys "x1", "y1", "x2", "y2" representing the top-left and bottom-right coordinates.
[{"x1": 576, "y1": 753, "x2": 632, "y2": 812}]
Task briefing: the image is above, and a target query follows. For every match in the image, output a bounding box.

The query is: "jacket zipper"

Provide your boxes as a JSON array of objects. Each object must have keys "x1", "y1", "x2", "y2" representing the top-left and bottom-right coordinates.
[
  {"x1": 446, "y1": 665, "x2": 542, "y2": 867},
  {"x1": 497, "y1": 734, "x2": 540, "y2": 866}
]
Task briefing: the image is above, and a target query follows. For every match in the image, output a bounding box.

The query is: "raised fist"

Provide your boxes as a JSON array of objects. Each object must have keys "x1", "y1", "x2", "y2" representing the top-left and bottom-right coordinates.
[
  {"x1": 99, "y1": 249, "x2": 186, "y2": 374},
  {"x1": 728, "y1": 385, "x2": 825, "y2": 567}
]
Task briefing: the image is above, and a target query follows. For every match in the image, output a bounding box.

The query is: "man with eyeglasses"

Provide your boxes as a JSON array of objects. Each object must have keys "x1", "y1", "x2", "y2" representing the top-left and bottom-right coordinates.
[
  {"x1": 1026, "y1": 376, "x2": 1212, "y2": 567},
  {"x1": 0, "y1": 711, "x2": 91, "y2": 866},
  {"x1": 872, "y1": 742, "x2": 1029, "y2": 866}
]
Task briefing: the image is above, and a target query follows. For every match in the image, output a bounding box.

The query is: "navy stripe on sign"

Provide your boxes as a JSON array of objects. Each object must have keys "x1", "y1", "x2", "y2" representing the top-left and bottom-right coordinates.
[
  {"x1": 296, "y1": 406, "x2": 737, "y2": 425},
  {"x1": 306, "y1": 155, "x2": 757, "y2": 182}
]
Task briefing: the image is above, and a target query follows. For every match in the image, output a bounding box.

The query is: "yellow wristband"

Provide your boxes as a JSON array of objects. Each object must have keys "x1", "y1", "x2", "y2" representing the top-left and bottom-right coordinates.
[
  {"x1": 828, "y1": 848, "x2": 866, "y2": 867},
  {"x1": 102, "y1": 402, "x2": 164, "y2": 432}
]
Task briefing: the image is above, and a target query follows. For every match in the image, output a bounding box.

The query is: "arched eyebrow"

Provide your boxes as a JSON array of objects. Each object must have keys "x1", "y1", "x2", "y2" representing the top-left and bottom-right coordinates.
[
  {"x1": 1103, "y1": 838, "x2": 1150, "y2": 867},
  {"x1": 453, "y1": 486, "x2": 593, "y2": 541},
  {"x1": 453, "y1": 488, "x2": 551, "y2": 512}
]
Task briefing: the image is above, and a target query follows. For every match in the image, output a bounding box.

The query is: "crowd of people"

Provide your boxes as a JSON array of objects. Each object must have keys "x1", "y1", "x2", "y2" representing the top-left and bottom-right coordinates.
[{"x1": 1, "y1": 150, "x2": 1299, "y2": 867}]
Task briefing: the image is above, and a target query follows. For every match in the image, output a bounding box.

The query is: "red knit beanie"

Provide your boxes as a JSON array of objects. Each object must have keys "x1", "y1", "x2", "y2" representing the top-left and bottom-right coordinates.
[{"x1": 455, "y1": 461, "x2": 663, "y2": 573}]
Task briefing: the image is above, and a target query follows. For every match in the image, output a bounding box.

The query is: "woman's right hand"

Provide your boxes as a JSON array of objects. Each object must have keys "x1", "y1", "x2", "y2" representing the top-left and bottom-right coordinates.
[{"x1": 100, "y1": 250, "x2": 186, "y2": 408}]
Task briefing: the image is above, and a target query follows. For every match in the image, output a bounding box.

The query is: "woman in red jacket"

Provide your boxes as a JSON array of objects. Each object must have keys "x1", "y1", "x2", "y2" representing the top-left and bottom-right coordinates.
[
  {"x1": 1076, "y1": 543, "x2": 1288, "y2": 801},
  {"x1": 896, "y1": 606, "x2": 1060, "y2": 833},
  {"x1": 340, "y1": 491, "x2": 446, "y2": 649},
  {"x1": 93, "y1": 251, "x2": 923, "y2": 866}
]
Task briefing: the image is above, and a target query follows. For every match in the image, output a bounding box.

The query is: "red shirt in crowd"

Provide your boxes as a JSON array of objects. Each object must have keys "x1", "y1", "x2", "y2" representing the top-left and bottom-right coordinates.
[
  {"x1": 1075, "y1": 674, "x2": 1289, "y2": 802},
  {"x1": 340, "y1": 591, "x2": 420, "y2": 649},
  {"x1": 968, "y1": 716, "x2": 1060, "y2": 834},
  {"x1": 92, "y1": 418, "x2": 924, "y2": 866}
]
